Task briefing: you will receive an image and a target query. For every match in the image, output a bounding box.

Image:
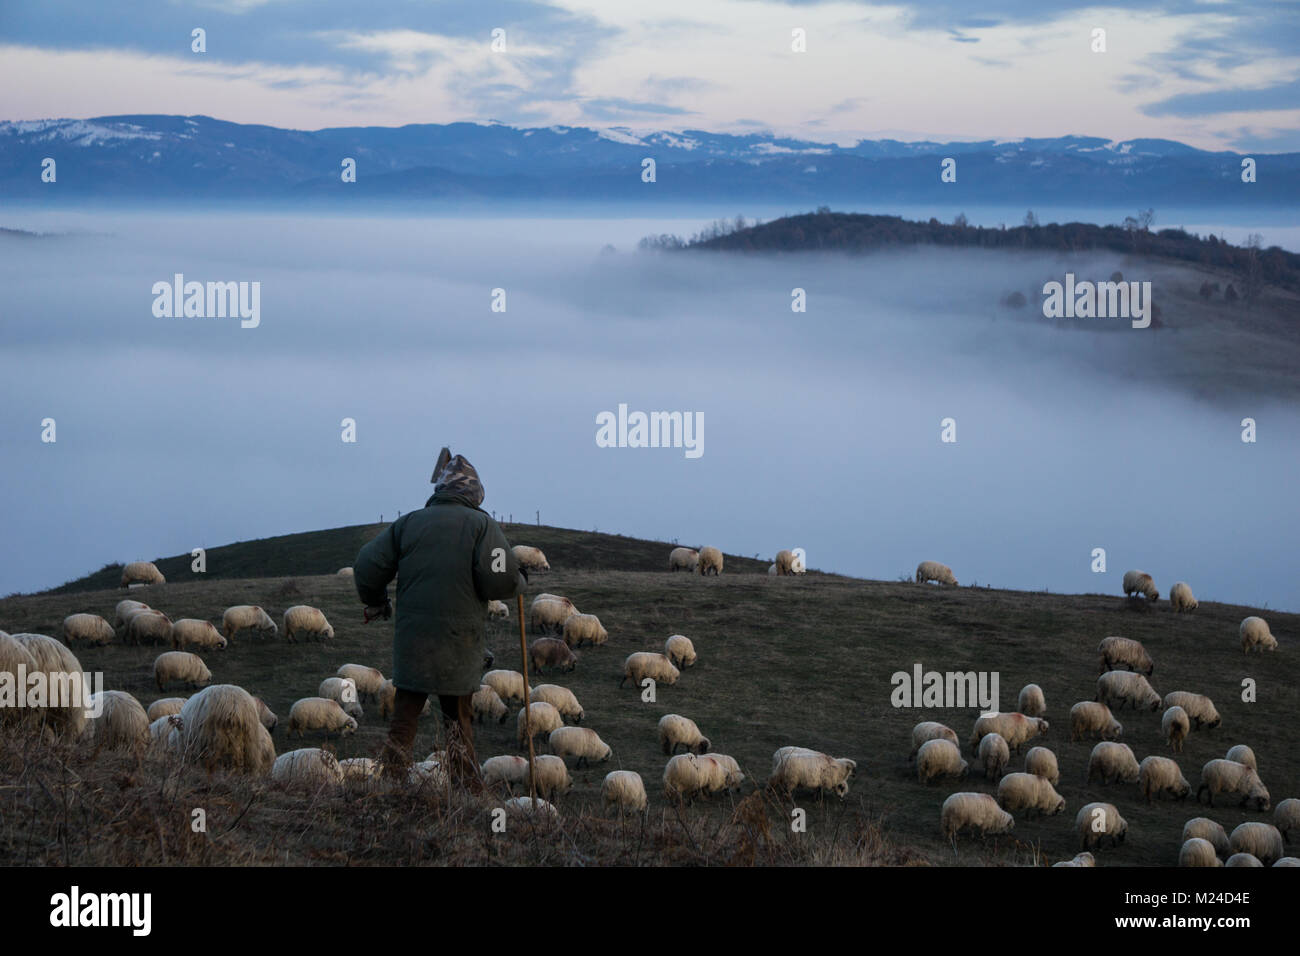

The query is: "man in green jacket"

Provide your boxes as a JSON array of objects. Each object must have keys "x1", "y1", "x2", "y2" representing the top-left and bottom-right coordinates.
[{"x1": 354, "y1": 449, "x2": 521, "y2": 786}]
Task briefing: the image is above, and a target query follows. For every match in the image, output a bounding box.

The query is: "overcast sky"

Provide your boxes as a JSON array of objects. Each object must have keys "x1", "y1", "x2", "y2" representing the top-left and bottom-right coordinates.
[{"x1": 1, "y1": 0, "x2": 1298, "y2": 150}]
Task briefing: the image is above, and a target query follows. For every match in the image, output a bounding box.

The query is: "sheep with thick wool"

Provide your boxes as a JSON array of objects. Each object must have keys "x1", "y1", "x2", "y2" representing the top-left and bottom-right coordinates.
[
  {"x1": 1225, "y1": 853, "x2": 1263, "y2": 867},
  {"x1": 149, "y1": 714, "x2": 183, "y2": 748},
  {"x1": 699, "y1": 753, "x2": 744, "y2": 791},
  {"x1": 968, "y1": 712, "x2": 1048, "y2": 755},
  {"x1": 620, "y1": 652, "x2": 680, "y2": 688},
  {"x1": 530, "y1": 595, "x2": 577, "y2": 633},
  {"x1": 978, "y1": 733, "x2": 1010, "y2": 780},
  {"x1": 487, "y1": 600, "x2": 509, "y2": 621},
  {"x1": 512, "y1": 545, "x2": 550, "y2": 572},
  {"x1": 1070, "y1": 701, "x2": 1123, "y2": 742},
  {"x1": 1183, "y1": 818, "x2": 1230, "y2": 856},
  {"x1": 916, "y1": 561, "x2": 957, "y2": 586},
  {"x1": 602, "y1": 770, "x2": 648, "y2": 812},
  {"x1": 336, "y1": 566, "x2": 353, "y2": 578},
  {"x1": 1180, "y1": 838, "x2": 1223, "y2": 867},
  {"x1": 668, "y1": 547, "x2": 699, "y2": 572},
  {"x1": 1197, "y1": 759, "x2": 1270, "y2": 810},
  {"x1": 1139, "y1": 755, "x2": 1191, "y2": 803},
  {"x1": 1096, "y1": 671, "x2": 1161, "y2": 712},
  {"x1": 768, "y1": 747, "x2": 856, "y2": 798},
  {"x1": 529, "y1": 637, "x2": 576, "y2": 675},
  {"x1": 255, "y1": 698, "x2": 278, "y2": 731},
  {"x1": 665, "y1": 634, "x2": 697, "y2": 669},
  {"x1": 517, "y1": 701, "x2": 563, "y2": 748},
  {"x1": 335, "y1": 664, "x2": 384, "y2": 702},
  {"x1": 1240, "y1": 616, "x2": 1277, "y2": 654},
  {"x1": 1053, "y1": 852, "x2": 1096, "y2": 867},
  {"x1": 84, "y1": 690, "x2": 150, "y2": 753},
  {"x1": 502, "y1": 796, "x2": 559, "y2": 821},
  {"x1": 127, "y1": 610, "x2": 174, "y2": 646},
  {"x1": 287, "y1": 697, "x2": 358, "y2": 739},
  {"x1": 120, "y1": 561, "x2": 165, "y2": 587},
  {"x1": 154, "y1": 651, "x2": 212, "y2": 691},
  {"x1": 663, "y1": 753, "x2": 706, "y2": 801},
  {"x1": 1162, "y1": 706, "x2": 1190, "y2": 753},
  {"x1": 910, "y1": 721, "x2": 959, "y2": 761},
  {"x1": 1170, "y1": 581, "x2": 1198, "y2": 612},
  {"x1": 1122, "y1": 569, "x2": 1159, "y2": 602},
  {"x1": 1077, "y1": 802, "x2": 1128, "y2": 850},
  {"x1": 170, "y1": 684, "x2": 275, "y2": 774},
  {"x1": 147, "y1": 697, "x2": 186, "y2": 721},
  {"x1": 113, "y1": 599, "x2": 150, "y2": 631},
  {"x1": 1274, "y1": 858, "x2": 1300, "y2": 867},
  {"x1": 221, "y1": 605, "x2": 277, "y2": 642},
  {"x1": 481, "y1": 755, "x2": 530, "y2": 790},
  {"x1": 1024, "y1": 746, "x2": 1060, "y2": 785},
  {"x1": 1230, "y1": 822, "x2": 1285, "y2": 866},
  {"x1": 997, "y1": 772, "x2": 1066, "y2": 817},
  {"x1": 563, "y1": 613, "x2": 608, "y2": 648},
  {"x1": 317, "y1": 677, "x2": 363, "y2": 719},
  {"x1": 272, "y1": 748, "x2": 344, "y2": 788},
  {"x1": 549, "y1": 726, "x2": 612, "y2": 768},
  {"x1": 941, "y1": 792, "x2": 1014, "y2": 841},
  {"x1": 1225, "y1": 744, "x2": 1256, "y2": 771},
  {"x1": 530, "y1": 684, "x2": 582, "y2": 723},
  {"x1": 1098, "y1": 636, "x2": 1154, "y2": 676},
  {"x1": 697, "y1": 546, "x2": 724, "y2": 576},
  {"x1": 482, "y1": 669, "x2": 527, "y2": 704},
  {"x1": 171, "y1": 619, "x2": 227, "y2": 652},
  {"x1": 472, "y1": 684, "x2": 509, "y2": 724},
  {"x1": 1274, "y1": 798, "x2": 1300, "y2": 841},
  {"x1": 282, "y1": 605, "x2": 333, "y2": 643},
  {"x1": 62, "y1": 613, "x2": 115, "y2": 647},
  {"x1": 1017, "y1": 684, "x2": 1046, "y2": 718},
  {"x1": 918, "y1": 738, "x2": 970, "y2": 785},
  {"x1": 774, "y1": 549, "x2": 805, "y2": 575},
  {"x1": 1162, "y1": 691, "x2": 1220, "y2": 730},
  {"x1": 339, "y1": 757, "x2": 378, "y2": 783},
  {"x1": 11, "y1": 632, "x2": 88, "y2": 738},
  {"x1": 532, "y1": 754, "x2": 572, "y2": 800},
  {"x1": 1087, "y1": 741, "x2": 1141, "y2": 785},
  {"x1": 659, "y1": 713, "x2": 711, "y2": 755}
]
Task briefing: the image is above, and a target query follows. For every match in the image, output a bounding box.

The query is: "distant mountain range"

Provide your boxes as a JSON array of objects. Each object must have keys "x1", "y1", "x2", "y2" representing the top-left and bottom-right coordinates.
[{"x1": 1, "y1": 115, "x2": 1295, "y2": 205}]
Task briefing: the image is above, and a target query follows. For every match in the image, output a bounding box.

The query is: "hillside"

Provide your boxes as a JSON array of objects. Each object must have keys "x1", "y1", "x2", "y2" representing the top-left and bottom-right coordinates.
[{"x1": 3, "y1": 524, "x2": 1296, "y2": 866}]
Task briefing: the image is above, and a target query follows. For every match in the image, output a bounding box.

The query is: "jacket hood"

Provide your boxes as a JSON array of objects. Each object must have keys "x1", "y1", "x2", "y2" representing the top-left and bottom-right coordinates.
[{"x1": 429, "y1": 448, "x2": 484, "y2": 508}]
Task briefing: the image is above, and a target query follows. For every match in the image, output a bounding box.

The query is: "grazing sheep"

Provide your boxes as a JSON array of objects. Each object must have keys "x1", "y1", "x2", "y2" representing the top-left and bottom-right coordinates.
[
  {"x1": 154, "y1": 651, "x2": 212, "y2": 691},
  {"x1": 668, "y1": 547, "x2": 700, "y2": 572},
  {"x1": 1024, "y1": 746, "x2": 1060, "y2": 785},
  {"x1": 1087, "y1": 742, "x2": 1141, "y2": 785},
  {"x1": 120, "y1": 561, "x2": 165, "y2": 587},
  {"x1": 529, "y1": 638, "x2": 577, "y2": 675},
  {"x1": 127, "y1": 610, "x2": 174, "y2": 647},
  {"x1": 472, "y1": 684, "x2": 509, "y2": 724},
  {"x1": 1240, "y1": 616, "x2": 1277, "y2": 654},
  {"x1": 221, "y1": 605, "x2": 278, "y2": 642},
  {"x1": 1225, "y1": 744, "x2": 1257, "y2": 772},
  {"x1": 916, "y1": 561, "x2": 957, "y2": 586},
  {"x1": 533, "y1": 754, "x2": 572, "y2": 800},
  {"x1": 482, "y1": 669, "x2": 527, "y2": 705},
  {"x1": 664, "y1": 634, "x2": 697, "y2": 669},
  {"x1": 512, "y1": 545, "x2": 550, "y2": 572},
  {"x1": 918, "y1": 738, "x2": 970, "y2": 785},
  {"x1": 84, "y1": 690, "x2": 150, "y2": 752},
  {"x1": 1162, "y1": 706, "x2": 1190, "y2": 753},
  {"x1": 968, "y1": 712, "x2": 1049, "y2": 755},
  {"x1": 1226, "y1": 853, "x2": 1263, "y2": 867},
  {"x1": 620, "y1": 652, "x2": 680, "y2": 688},
  {"x1": 149, "y1": 714, "x2": 182, "y2": 747},
  {"x1": 255, "y1": 698, "x2": 278, "y2": 732},
  {"x1": 1274, "y1": 798, "x2": 1300, "y2": 841},
  {"x1": 1162, "y1": 691, "x2": 1220, "y2": 730},
  {"x1": 696, "y1": 546, "x2": 724, "y2": 576},
  {"x1": 336, "y1": 566, "x2": 354, "y2": 578},
  {"x1": 602, "y1": 770, "x2": 648, "y2": 813},
  {"x1": 1052, "y1": 852, "x2": 1096, "y2": 868},
  {"x1": 699, "y1": 753, "x2": 744, "y2": 791},
  {"x1": 997, "y1": 772, "x2": 1066, "y2": 817},
  {"x1": 170, "y1": 684, "x2": 275, "y2": 774},
  {"x1": 1097, "y1": 636, "x2": 1154, "y2": 676},
  {"x1": 1139, "y1": 755, "x2": 1191, "y2": 803},
  {"x1": 768, "y1": 747, "x2": 856, "y2": 798},
  {"x1": 1229, "y1": 822, "x2": 1285, "y2": 865},
  {"x1": 62, "y1": 613, "x2": 115, "y2": 647},
  {"x1": 910, "y1": 721, "x2": 960, "y2": 761},
  {"x1": 1183, "y1": 818, "x2": 1230, "y2": 857},
  {"x1": 317, "y1": 677, "x2": 363, "y2": 719},
  {"x1": 113, "y1": 599, "x2": 150, "y2": 631},
  {"x1": 1121, "y1": 569, "x2": 1159, "y2": 602},
  {"x1": 1169, "y1": 581, "x2": 1198, "y2": 612},
  {"x1": 487, "y1": 600, "x2": 509, "y2": 621},
  {"x1": 1077, "y1": 802, "x2": 1128, "y2": 850},
  {"x1": 282, "y1": 605, "x2": 334, "y2": 643},
  {"x1": 548, "y1": 726, "x2": 612, "y2": 769},
  {"x1": 1070, "y1": 701, "x2": 1123, "y2": 742},
  {"x1": 1198, "y1": 759, "x2": 1270, "y2": 810},
  {"x1": 663, "y1": 753, "x2": 706, "y2": 801},
  {"x1": 530, "y1": 598, "x2": 577, "y2": 634},
  {"x1": 1179, "y1": 838, "x2": 1223, "y2": 867},
  {"x1": 530, "y1": 684, "x2": 583, "y2": 723},
  {"x1": 408, "y1": 759, "x2": 449, "y2": 788},
  {"x1": 272, "y1": 748, "x2": 344, "y2": 787},
  {"x1": 502, "y1": 796, "x2": 559, "y2": 821},
  {"x1": 941, "y1": 792, "x2": 1015, "y2": 841},
  {"x1": 979, "y1": 733, "x2": 1010, "y2": 780},
  {"x1": 774, "y1": 549, "x2": 805, "y2": 575},
  {"x1": 1017, "y1": 684, "x2": 1046, "y2": 718},
  {"x1": 517, "y1": 701, "x2": 564, "y2": 748},
  {"x1": 170, "y1": 619, "x2": 227, "y2": 652},
  {"x1": 563, "y1": 613, "x2": 608, "y2": 648},
  {"x1": 287, "y1": 697, "x2": 358, "y2": 739},
  {"x1": 482, "y1": 755, "x2": 530, "y2": 790},
  {"x1": 1096, "y1": 671, "x2": 1161, "y2": 712},
  {"x1": 659, "y1": 713, "x2": 711, "y2": 755},
  {"x1": 147, "y1": 697, "x2": 186, "y2": 721},
  {"x1": 376, "y1": 679, "x2": 431, "y2": 721},
  {"x1": 339, "y1": 757, "x2": 377, "y2": 783},
  {"x1": 336, "y1": 664, "x2": 384, "y2": 702}
]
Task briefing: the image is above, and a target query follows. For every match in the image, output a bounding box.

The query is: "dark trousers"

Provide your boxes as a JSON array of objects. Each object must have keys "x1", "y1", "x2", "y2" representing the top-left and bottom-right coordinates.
[{"x1": 382, "y1": 688, "x2": 481, "y2": 789}]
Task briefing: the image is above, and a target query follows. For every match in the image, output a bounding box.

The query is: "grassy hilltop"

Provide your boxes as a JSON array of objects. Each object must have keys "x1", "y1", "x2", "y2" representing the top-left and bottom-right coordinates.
[{"x1": 2, "y1": 523, "x2": 1296, "y2": 866}]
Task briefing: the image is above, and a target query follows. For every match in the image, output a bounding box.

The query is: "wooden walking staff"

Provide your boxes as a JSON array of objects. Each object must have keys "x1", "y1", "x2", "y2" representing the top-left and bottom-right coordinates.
[{"x1": 518, "y1": 593, "x2": 536, "y2": 801}]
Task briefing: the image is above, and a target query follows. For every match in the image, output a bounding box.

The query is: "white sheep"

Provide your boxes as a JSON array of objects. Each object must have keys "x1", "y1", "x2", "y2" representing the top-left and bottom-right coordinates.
[
  {"x1": 997, "y1": 772, "x2": 1066, "y2": 817},
  {"x1": 113, "y1": 599, "x2": 150, "y2": 631},
  {"x1": 1024, "y1": 746, "x2": 1060, "y2": 785},
  {"x1": 530, "y1": 684, "x2": 583, "y2": 723},
  {"x1": 978, "y1": 732, "x2": 1010, "y2": 780},
  {"x1": 1179, "y1": 838, "x2": 1223, "y2": 867},
  {"x1": 1017, "y1": 683, "x2": 1046, "y2": 718},
  {"x1": 768, "y1": 747, "x2": 856, "y2": 798},
  {"x1": 1070, "y1": 701, "x2": 1123, "y2": 742},
  {"x1": 170, "y1": 684, "x2": 275, "y2": 774},
  {"x1": 1096, "y1": 671, "x2": 1161, "y2": 712},
  {"x1": 146, "y1": 697, "x2": 186, "y2": 721},
  {"x1": 148, "y1": 714, "x2": 183, "y2": 748},
  {"x1": 256, "y1": 697, "x2": 278, "y2": 732},
  {"x1": 517, "y1": 701, "x2": 563, "y2": 748},
  {"x1": 1122, "y1": 569, "x2": 1159, "y2": 602},
  {"x1": 512, "y1": 545, "x2": 550, "y2": 572},
  {"x1": 1240, "y1": 616, "x2": 1277, "y2": 654},
  {"x1": 1182, "y1": 817, "x2": 1229, "y2": 857},
  {"x1": 917, "y1": 738, "x2": 970, "y2": 785},
  {"x1": 1169, "y1": 581, "x2": 1198, "y2": 612},
  {"x1": 127, "y1": 610, "x2": 174, "y2": 646},
  {"x1": 153, "y1": 651, "x2": 212, "y2": 691},
  {"x1": 663, "y1": 753, "x2": 706, "y2": 801},
  {"x1": 533, "y1": 754, "x2": 572, "y2": 800},
  {"x1": 170, "y1": 619, "x2": 227, "y2": 652},
  {"x1": 317, "y1": 676, "x2": 363, "y2": 718},
  {"x1": 909, "y1": 721, "x2": 959, "y2": 761},
  {"x1": 502, "y1": 796, "x2": 559, "y2": 821},
  {"x1": 699, "y1": 753, "x2": 744, "y2": 791},
  {"x1": 530, "y1": 597, "x2": 576, "y2": 634},
  {"x1": 282, "y1": 605, "x2": 334, "y2": 643},
  {"x1": 773, "y1": 549, "x2": 805, "y2": 576},
  {"x1": 336, "y1": 664, "x2": 384, "y2": 702},
  {"x1": 221, "y1": 605, "x2": 278, "y2": 641},
  {"x1": 62, "y1": 613, "x2": 115, "y2": 647},
  {"x1": 563, "y1": 613, "x2": 608, "y2": 648},
  {"x1": 1077, "y1": 802, "x2": 1128, "y2": 850},
  {"x1": 487, "y1": 600, "x2": 509, "y2": 621},
  {"x1": 1087, "y1": 742, "x2": 1141, "y2": 785},
  {"x1": 1225, "y1": 853, "x2": 1263, "y2": 867},
  {"x1": 916, "y1": 561, "x2": 957, "y2": 586},
  {"x1": 482, "y1": 669, "x2": 527, "y2": 704},
  {"x1": 339, "y1": 757, "x2": 377, "y2": 783},
  {"x1": 1097, "y1": 636, "x2": 1154, "y2": 676},
  {"x1": 1052, "y1": 852, "x2": 1096, "y2": 867},
  {"x1": 664, "y1": 634, "x2": 697, "y2": 668},
  {"x1": 482, "y1": 755, "x2": 531, "y2": 790},
  {"x1": 941, "y1": 792, "x2": 1015, "y2": 841},
  {"x1": 272, "y1": 748, "x2": 344, "y2": 787},
  {"x1": 120, "y1": 561, "x2": 165, "y2": 587},
  {"x1": 84, "y1": 690, "x2": 150, "y2": 752},
  {"x1": 9, "y1": 633, "x2": 90, "y2": 736},
  {"x1": 1162, "y1": 706, "x2": 1189, "y2": 753},
  {"x1": 1274, "y1": 858, "x2": 1300, "y2": 867},
  {"x1": 1139, "y1": 755, "x2": 1191, "y2": 803},
  {"x1": 1162, "y1": 691, "x2": 1220, "y2": 730},
  {"x1": 287, "y1": 697, "x2": 358, "y2": 738},
  {"x1": 1225, "y1": 744, "x2": 1257, "y2": 771},
  {"x1": 620, "y1": 652, "x2": 680, "y2": 688},
  {"x1": 1229, "y1": 822, "x2": 1285, "y2": 865},
  {"x1": 472, "y1": 684, "x2": 509, "y2": 724},
  {"x1": 1197, "y1": 759, "x2": 1270, "y2": 810},
  {"x1": 668, "y1": 547, "x2": 700, "y2": 572},
  {"x1": 602, "y1": 770, "x2": 648, "y2": 813},
  {"x1": 548, "y1": 726, "x2": 612, "y2": 768},
  {"x1": 968, "y1": 712, "x2": 1049, "y2": 755},
  {"x1": 697, "y1": 546, "x2": 723, "y2": 576},
  {"x1": 659, "y1": 713, "x2": 711, "y2": 755},
  {"x1": 1274, "y1": 798, "x2": 1300, "y2": 841}
]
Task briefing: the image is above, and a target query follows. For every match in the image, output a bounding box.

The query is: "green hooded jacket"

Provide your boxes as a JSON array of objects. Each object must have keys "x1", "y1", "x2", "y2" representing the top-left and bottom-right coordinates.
[{"x1": 353, "y1": 478, "x2": 520, "y2": 697}]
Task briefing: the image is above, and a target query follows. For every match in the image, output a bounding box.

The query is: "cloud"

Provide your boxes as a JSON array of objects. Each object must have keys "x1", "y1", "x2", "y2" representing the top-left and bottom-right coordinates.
[{"x1": 1142, "y1": 77, "x2": 1300, "y2": 116}]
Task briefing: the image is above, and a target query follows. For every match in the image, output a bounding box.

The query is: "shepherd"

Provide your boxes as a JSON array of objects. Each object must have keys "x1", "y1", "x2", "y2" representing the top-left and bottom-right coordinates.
[{"x1": 354, "y1": 447, "x2": 523, "y2": 787}]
